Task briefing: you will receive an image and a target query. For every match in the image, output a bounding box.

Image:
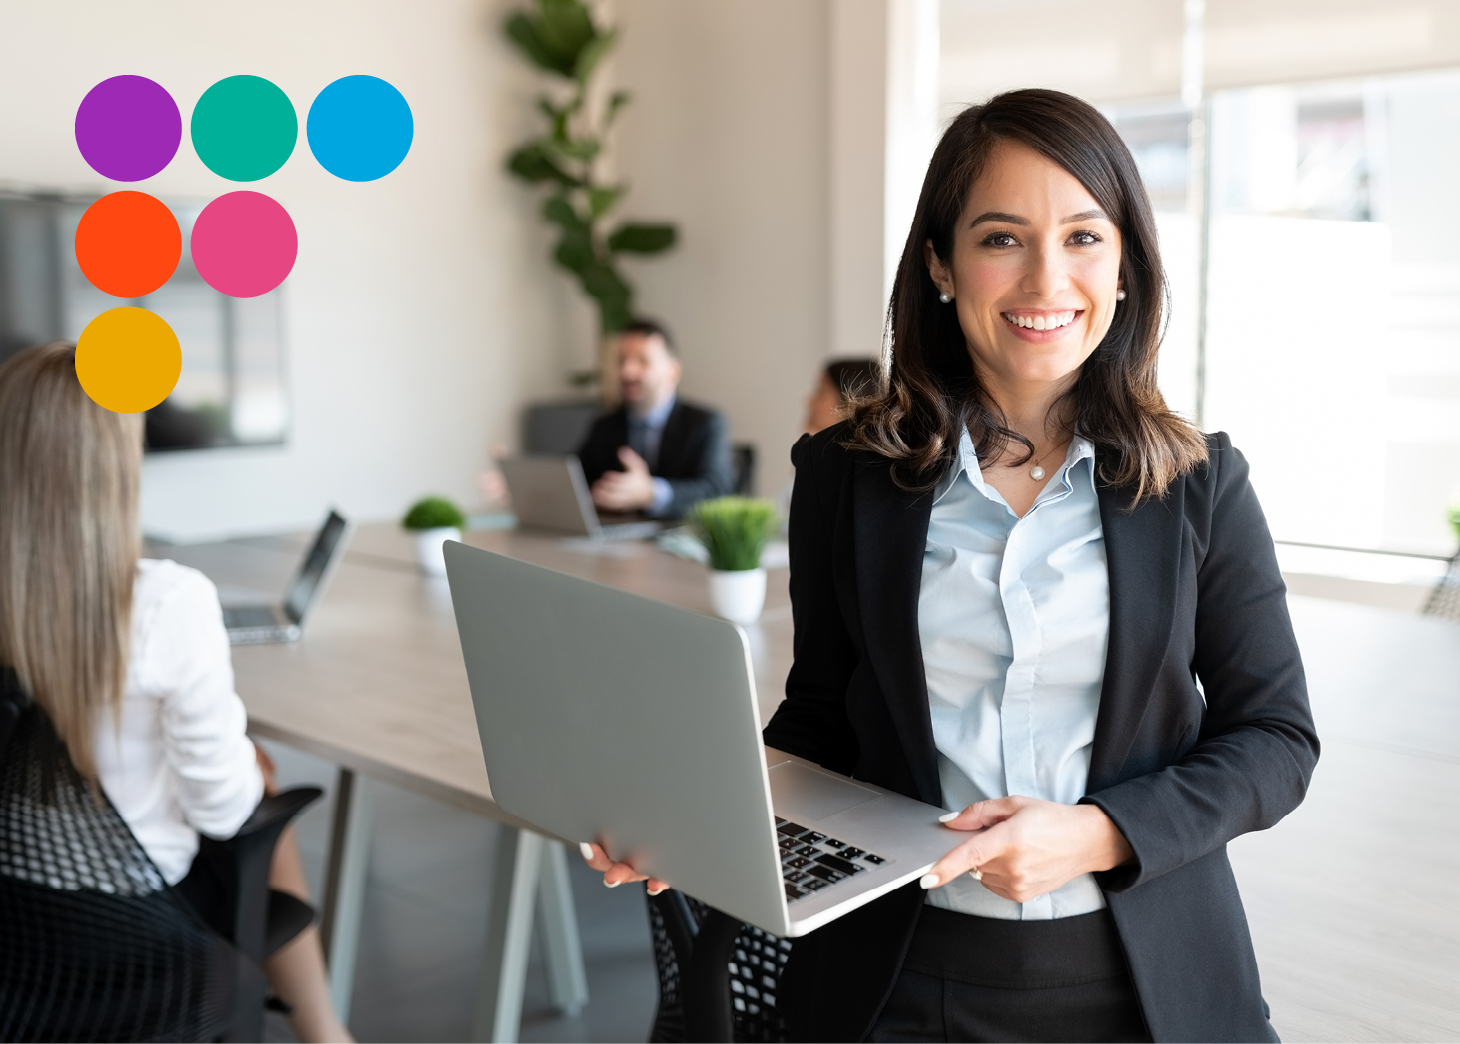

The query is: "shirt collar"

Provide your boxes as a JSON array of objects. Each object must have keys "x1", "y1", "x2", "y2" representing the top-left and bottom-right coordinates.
[
  {"x1": 630, "y1": 392, "x2": 677, "y2": 429},
  {"x1": 934, "y1": 427, "x2": 1096, "y2": 506}
]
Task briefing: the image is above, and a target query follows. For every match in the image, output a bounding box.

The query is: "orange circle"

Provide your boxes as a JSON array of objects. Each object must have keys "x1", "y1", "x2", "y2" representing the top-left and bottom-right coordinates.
[
  {"x1": 76, "y1": 307, "x2": 181, "y2": 413},
  {"x1": 74, "y1": 191, "x2": 181, "y2": 298}
]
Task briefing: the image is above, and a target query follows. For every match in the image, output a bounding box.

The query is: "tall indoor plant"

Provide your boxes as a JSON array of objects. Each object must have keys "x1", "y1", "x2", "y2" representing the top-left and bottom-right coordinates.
[{"x1": 503, "y1": 0, "x2": 678, "y2": 401}]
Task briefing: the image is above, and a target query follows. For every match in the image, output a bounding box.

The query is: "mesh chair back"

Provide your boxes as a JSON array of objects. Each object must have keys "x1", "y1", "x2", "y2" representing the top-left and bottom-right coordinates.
[
  {"x1": 1424, "y1": 552, "x2": 1460, "y2": 620},
  {"x1": 0, "y1": 682, "x2": 240, "y2": 1042},
  {"x1": 647, "y1": 890, "x2": 790, "y2": 1043}
]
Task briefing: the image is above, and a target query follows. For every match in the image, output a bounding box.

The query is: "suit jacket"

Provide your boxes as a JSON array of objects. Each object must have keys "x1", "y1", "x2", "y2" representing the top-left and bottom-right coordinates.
[
  {"x1": 577, "y1": 399, "x2": 735, "y2": 518},
  {"x1": 762, "y1": 425, "x2": 1320, "y2": 1043}
]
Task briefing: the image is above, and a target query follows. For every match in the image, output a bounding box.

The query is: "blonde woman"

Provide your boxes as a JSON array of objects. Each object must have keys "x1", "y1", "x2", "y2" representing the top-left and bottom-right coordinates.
[{"x1": 0, "y1": 343, "x2": 351, "y2": 1044}]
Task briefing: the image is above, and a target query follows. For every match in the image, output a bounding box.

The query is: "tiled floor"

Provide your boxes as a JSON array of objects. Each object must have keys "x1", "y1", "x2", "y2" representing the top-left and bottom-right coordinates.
[{"x1": 261, "y1": 743, "x2": 659, "y2": 1043}]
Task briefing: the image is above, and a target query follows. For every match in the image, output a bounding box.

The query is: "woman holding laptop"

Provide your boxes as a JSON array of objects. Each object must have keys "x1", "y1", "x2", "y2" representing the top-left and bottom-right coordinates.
[{"x1": 587, "y1": 89, "x2": 1318, "y2": 1042}]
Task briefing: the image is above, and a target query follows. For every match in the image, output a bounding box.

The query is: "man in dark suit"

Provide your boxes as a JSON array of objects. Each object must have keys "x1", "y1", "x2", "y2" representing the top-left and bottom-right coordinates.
[{"x1": 577, "y1": 319, "x2": 734, "y2": 519}]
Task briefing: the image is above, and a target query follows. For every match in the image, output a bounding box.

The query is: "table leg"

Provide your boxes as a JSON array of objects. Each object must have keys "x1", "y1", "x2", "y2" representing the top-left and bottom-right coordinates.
[
  {"x1": 320, "y1": 767, "x2": 374, "y2": 1024},
  {"x1": 536, "y1": 840, "x2": 589, "y2": 1016},
  {"x1": 473, "y1": 826, "x2": 544, "y2": 1042}
]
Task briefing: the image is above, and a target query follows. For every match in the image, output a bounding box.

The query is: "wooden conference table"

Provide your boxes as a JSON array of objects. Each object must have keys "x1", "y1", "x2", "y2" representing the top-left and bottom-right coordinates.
[{"x1": 157, "y1": 522, "x2": 793, "y2": 1042}]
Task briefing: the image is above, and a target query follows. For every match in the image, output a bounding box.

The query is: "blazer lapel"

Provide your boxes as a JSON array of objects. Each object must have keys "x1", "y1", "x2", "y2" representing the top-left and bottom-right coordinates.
[
  {"x1": 1088, "y1": 479, "x2": 1186, "y2": 791},
  {"x1": 655, "y1": 403, "x2": 689, "y2": 475},
  {"x1": 851, "y1": 461, "x2": 942, "y2": 805}
]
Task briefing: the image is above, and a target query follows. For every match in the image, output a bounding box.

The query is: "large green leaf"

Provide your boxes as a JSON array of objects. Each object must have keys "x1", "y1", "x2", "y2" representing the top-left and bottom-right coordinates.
[
  {"x1": 503, "y1": 12, "x2": 570, "y2": 76},
  {"x1": 506, "y1": 143, "x2": 579, "y2": 186},
  {"x1": 573, "y1": 27, "x2": 618, "y2": 84},
  {"x1": 542, "y1": 194, "x2": 588, "y2": 231},
  {"x1": 587, "y1": 185, "x2": 625, "y2": 219},
  {"x1": 607, "y1": 222, "x2": 678, "y2": 254},
  {"x1": 503, "y1": 0, "x2": 599, "y2": 78}
]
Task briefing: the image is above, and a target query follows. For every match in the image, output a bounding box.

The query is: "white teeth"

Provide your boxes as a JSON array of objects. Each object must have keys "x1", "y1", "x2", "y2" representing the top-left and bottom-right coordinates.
[{"x1": 1004, "y1": 311, "x2": 1075, "y2": 331}]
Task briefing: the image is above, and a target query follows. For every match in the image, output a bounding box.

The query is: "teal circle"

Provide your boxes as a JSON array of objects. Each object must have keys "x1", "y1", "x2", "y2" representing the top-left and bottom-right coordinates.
[
  {"x1": 307, "y1": 76, "x2": 412, "y2": 182},
  {"x1": 191, "y1": 75, "x2": 297, "y2": 181}
]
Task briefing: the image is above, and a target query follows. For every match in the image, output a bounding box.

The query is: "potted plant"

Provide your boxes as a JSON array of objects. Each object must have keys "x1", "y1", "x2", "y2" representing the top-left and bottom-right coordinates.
[
  {"x1": 689, "y1": 497, "x2": 779, "y2": 624},
  {"x1": 501, "y1": 0, "x2": 679, "y2": 401},
  {"x1": 403, "y1": 496, "x2": 467, "y2": 576}
]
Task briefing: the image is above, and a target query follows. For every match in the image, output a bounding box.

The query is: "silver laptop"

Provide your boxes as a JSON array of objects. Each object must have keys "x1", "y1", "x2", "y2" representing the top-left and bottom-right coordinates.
[
  {"x1": 499, "y1": 455, "x2": 662, "y2": 541},
  {"x1": 444, "y1": 541, "x2": 955, "y2": 937},
  {"x1": 221, "y1": 510, "x2": 353, "y2": 644}
]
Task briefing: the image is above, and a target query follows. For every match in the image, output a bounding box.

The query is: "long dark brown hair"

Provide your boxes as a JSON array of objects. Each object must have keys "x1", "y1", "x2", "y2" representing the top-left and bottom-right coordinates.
[{"x1": 844, "y1": 88, "x2": 1206, "y2": 502}]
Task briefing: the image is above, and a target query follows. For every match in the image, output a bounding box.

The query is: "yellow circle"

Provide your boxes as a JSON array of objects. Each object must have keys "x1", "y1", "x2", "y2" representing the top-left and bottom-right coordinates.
[{"x1": 75, "y1": 307, "x2": 181, "y2": 413}]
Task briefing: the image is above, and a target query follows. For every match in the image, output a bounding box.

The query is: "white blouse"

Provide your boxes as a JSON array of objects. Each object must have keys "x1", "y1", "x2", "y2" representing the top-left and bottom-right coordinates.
[
  {"x1": 920, "y1": 431, "x2": 1110, "y2": 921},
  {"x1": 93, "y1": 559, "x2": 264, "y2": 885}
]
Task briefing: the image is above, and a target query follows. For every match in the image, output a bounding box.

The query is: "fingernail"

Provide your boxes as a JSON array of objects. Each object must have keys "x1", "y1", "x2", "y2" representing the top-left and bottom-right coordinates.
[
  {"x1": 578, "y1": 842, "x2": 594, "y2": 862},
  {"x1": 647, "y1": 885, "x2": 665, "y2": 896},
  {"x1": 604, "y1": 879, "x2": 621, "y2": 889},
  {"x1": 919, "y1": 873, "x2": 939, "y2": 889},
  {"x1": 937, "y1": 811, "x2": 959, "y2": 823}
]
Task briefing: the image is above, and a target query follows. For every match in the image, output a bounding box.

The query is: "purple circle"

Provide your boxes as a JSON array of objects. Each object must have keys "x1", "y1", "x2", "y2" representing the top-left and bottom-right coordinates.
[{"x1": 75, "y1": 76, "x2": 181, "y2": 181}]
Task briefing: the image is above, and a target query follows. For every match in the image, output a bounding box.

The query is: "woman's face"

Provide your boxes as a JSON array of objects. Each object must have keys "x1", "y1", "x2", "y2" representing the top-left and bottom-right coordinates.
[
  {"x1": 925, "y1": 141, "x2": 1123, "y2": 397},
  {"x1": 805, "y1": 372, "x2": 844, "y2": 434}
]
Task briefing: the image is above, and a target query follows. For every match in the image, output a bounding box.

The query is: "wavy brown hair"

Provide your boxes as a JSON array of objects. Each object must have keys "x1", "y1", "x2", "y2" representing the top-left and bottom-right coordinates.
[
  {"x1": 844, "y1": 88, "x2": 1206, "y2": 501},
  {"x1": 0, "y1": 343, "x2": 142, "y2": 779}
]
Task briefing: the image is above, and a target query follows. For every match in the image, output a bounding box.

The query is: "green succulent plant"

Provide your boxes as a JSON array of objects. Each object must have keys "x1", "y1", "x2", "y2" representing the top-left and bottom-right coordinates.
[
  {"x1": 403, "y1": 496, "x2": 466, "y2": 531},
  {"x1": 690, "y1": 497, "x2": 779, "y2": 572},
  {"x1": 503, "y1": 0, "x2": 678, "y2": 336}
]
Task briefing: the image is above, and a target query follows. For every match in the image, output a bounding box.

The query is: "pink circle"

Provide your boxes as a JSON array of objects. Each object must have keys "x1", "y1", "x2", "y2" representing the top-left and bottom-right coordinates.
[{"x1": 190, "y1": 191, "x2": 297, "y2": 297}]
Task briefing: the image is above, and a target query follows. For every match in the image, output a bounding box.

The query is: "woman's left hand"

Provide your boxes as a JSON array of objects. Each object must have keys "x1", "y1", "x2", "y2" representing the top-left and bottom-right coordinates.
[{"x1": 920, "y1": 796, "x2": 1134, "y2": 903}]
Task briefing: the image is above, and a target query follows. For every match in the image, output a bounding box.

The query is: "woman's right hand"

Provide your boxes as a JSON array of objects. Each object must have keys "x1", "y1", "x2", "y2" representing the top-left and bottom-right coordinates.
[{"x1": 578, "y1": 842, "x2": 670, "y2": 895}]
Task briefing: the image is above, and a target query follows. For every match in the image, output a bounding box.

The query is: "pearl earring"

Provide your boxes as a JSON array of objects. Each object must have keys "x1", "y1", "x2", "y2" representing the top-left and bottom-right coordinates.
[
  {"x1": 939, "y1": 292, "x2": 952, "y2": 304},
  {"x1": 1116, "y1": 289, "x2": 1126, "y2": 301}
]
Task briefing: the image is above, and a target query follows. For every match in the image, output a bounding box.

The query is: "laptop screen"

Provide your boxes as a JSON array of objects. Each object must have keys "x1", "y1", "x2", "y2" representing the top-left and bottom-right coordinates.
[{"x1": 283, "y1": 511, "x2": 349, "y2": 624}]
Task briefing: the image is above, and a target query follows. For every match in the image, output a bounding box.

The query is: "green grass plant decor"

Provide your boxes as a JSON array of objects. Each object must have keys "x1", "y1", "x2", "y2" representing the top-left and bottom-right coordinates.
[
  {"x1": 1449, "y1": 503, "x2": 1460, "y2": 543},
  {"x1": 403, "y1": 496, "x2": 466, "y2": 531},
  {"x1": 690, "y1": 497, "x2": 778, "y2": 572}
]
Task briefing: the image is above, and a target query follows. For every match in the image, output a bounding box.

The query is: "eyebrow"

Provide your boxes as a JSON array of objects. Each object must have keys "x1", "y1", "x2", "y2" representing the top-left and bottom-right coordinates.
[{"x1": 968, "y1": 208, "x2": 1111, "y2": 227}]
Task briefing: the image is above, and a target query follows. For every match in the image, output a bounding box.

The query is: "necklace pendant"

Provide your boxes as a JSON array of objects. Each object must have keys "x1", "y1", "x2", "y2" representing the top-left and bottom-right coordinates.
[{"x1": 1029, "y1": 465, "x2": 1046, "y2": 481}]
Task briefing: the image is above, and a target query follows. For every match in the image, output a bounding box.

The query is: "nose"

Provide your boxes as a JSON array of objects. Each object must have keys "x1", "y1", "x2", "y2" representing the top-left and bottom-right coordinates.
[{"x1": 1020, "y1": 239, "x2": 1072, "y2": 300}]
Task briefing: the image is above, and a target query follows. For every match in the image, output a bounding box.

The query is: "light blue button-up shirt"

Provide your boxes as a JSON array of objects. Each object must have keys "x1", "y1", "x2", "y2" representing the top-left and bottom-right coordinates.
[
  {"x1": 920, "y1": 428, "x2": 1110, "y2": 921},
  {"x1": 628, "y1": 393, "x2": 676, "y2": 516}
]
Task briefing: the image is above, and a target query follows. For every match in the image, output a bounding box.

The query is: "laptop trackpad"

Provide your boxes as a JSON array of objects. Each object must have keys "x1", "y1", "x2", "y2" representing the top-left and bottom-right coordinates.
[{"x1": 769, "y1": 761, "x2": 878, "y2": 822}]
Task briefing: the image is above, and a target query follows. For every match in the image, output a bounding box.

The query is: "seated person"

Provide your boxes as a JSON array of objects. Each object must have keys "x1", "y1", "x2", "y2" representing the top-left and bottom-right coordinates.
[
  {"x1": 804, "y1": 357, "x2": 880, "y2": 435},
  {"x1": 578, "y1": 318, "x2": 735, "y2": 518},
  {"x1": 0, "y1": 343, "x2": 350, "y2": 1044}
]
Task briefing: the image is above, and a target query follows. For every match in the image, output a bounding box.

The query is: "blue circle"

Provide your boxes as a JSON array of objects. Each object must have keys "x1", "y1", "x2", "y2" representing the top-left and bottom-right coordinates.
[{"x1": 306, "y1": 76, "x2": 412, "y2": 182}]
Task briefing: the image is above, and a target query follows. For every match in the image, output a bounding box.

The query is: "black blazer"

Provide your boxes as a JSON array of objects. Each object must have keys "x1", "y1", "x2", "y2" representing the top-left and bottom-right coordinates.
[
  {"x1": 576, "y1": 399, "x2": 735, "y2": 519},
  {"x1": 763, "y1": 425, "x2": 1320, "y2": 1043}
]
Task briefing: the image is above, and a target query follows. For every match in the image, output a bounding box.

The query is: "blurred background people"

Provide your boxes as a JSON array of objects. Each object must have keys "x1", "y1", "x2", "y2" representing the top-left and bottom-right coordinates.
[{"x1": 577, "y1": 318, "x2": 735, "y2": 518}]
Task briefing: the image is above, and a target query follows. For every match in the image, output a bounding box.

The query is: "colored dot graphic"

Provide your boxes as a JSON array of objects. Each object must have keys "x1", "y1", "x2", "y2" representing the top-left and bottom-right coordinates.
[
  {"x1": 76, "y1": 308, "x2": 181, "y2": 413},
  {"x1": 75, "y1": 191, "x2": 181, "y2": 298},
  {"x1": 307, "y1": 75, "x2": 413, "y2": 182},
  {"x1": 192, "y1": 75, "x2": 297, "y2": 181},
  {"x1": 75, "y1": 75, "x2": 181, "y2": 182},
  {"x1": 191, "y1": 191, "x2": 298, "y2": 298}
]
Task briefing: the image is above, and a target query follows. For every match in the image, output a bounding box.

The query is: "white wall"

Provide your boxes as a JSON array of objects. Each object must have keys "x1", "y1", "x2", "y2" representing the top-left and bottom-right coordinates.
[
  {"x1": 610, "y1": 0, "x2": 831, "y2": 494},
  {"x1": 0, "y1": 0, "x2": 570, "y2": 540}
]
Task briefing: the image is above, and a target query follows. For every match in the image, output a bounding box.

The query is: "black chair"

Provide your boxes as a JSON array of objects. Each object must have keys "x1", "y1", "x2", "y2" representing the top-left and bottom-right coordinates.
[
  {"x1": 0, "y1": 678, "x2": 321, "y2": 1042},
  {"x1": 647, "y1": 889, "x2": 790, "y2": 1043},
  {"x1": 732, "y1": 443, "x2": 757, "y2": 497},
  {"x1": 1423, "y1": 550, "x2": 1460, "y2": 620}
]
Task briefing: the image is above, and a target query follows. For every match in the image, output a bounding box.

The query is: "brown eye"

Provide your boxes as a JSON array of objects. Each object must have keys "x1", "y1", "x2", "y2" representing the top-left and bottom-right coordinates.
[
  {"x1": 1069, "y1": 230, "x2": 1101, "y2": 245},
  {"x1": 983, "y1": 232, "x2": 1017, "y2": 248}
]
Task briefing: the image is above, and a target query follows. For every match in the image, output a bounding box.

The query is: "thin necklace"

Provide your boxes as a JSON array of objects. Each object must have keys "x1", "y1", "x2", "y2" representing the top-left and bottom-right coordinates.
[{"x1": 1027, "y1": 443, "x2": 1055, "y2": 481}]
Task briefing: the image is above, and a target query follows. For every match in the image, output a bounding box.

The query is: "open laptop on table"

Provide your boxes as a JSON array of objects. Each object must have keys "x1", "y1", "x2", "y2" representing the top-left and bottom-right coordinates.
[
  {"x1": 221, "y1": 510, "x2": 353, "y2": 645},
  {"x1": 443, "y1": 541, "x2": 954, "y2": 937},
  {"x1": 499, "y1": 455, "x2": 662, "y2": 541}
]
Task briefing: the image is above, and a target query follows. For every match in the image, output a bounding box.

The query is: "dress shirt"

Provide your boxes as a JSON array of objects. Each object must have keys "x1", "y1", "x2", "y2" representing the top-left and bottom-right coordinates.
[
  {"x1": 94, "y1": 559, "x2": 264, "y2": 884},
  {"x1": 628, "y1": 392, "x2": 676, "y2": 516},
  {"x1": 920, "y1": 429, "x2": 1110, "y2": 920}
]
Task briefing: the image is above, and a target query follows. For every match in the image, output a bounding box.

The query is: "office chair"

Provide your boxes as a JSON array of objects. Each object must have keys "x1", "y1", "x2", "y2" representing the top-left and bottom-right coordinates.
[
  {"x1": 646, "y1": 889, "x2": 790, "y2": 1043},
  {"x1": 732, "y1": 443, "x2": 757, "y2": 497},
  {"x1": 0, "y1": 676, "x2": 321, "y2": 1042},
  {"x1": 1423, "y1": 550, "x2": 1460, "y2": 620}
]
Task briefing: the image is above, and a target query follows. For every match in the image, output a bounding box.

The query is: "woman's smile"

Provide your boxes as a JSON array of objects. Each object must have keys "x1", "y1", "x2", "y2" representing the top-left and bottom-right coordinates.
[{"x1": 1000, "y1": 308, "x2": 1082, "y2": 341}]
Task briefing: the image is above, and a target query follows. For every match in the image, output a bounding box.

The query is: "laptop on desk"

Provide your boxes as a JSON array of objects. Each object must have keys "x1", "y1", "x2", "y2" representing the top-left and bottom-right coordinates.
[
  {"x1": 443, "y1": 541, "x2": 955, "y2": 938},
  {"x1": 499, "y1": 455, "x2": 662, "y2": 541},
  {"x1": 221, "y1": 510, "x2": 353, "y2": 644}
]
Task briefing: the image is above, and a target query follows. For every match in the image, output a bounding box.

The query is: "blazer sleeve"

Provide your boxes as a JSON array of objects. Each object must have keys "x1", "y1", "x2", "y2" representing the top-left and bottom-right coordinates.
[
  {"x1": 1082, "y1": 436, "x2": 1321, "y2": 890},
  {"x1": 762, "y1": 433, "x2": 861, "y2": 773},
  {"x1": 661, "y1": 410, "x2": 737, "y2": 518},
  {"x1": 576, "y1": 414, "x2": 621, "y2": 487}
]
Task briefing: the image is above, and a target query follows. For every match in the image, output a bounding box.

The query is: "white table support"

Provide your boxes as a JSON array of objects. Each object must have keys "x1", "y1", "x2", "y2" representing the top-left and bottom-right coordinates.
[{"x1": 319, "y1": 768, "x2": 588, "y2": 1042}]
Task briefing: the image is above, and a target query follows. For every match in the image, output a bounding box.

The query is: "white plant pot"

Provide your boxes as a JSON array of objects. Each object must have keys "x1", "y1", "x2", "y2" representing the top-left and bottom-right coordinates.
[
  {"x1": 413, "y1": 526, "x2": 460, "y2": 576},
  {"x1": 708, "y1": 567, "x2": 767, "y2": 624}
]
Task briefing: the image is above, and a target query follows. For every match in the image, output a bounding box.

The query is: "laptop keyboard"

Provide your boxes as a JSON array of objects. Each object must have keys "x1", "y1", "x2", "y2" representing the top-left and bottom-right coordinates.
[
  {"x1": 222, "y1": 605, "x2": 278, "y2": 629},
  {"x1": 776, "y1": 818, "x2": 888, "y2": 903}
]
